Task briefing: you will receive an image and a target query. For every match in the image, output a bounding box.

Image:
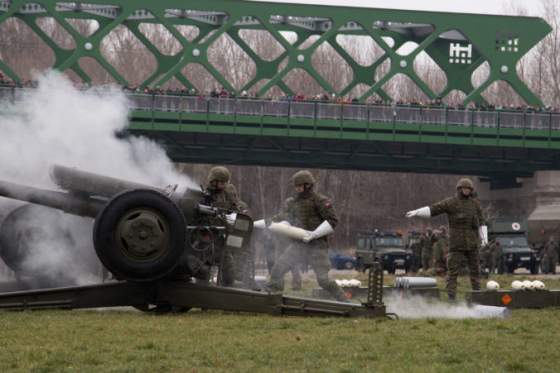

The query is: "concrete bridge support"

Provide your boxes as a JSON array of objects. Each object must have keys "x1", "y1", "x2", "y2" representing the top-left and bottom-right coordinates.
[{"x1": 477, "y1": 171, "x2": 560, "y2": 245}]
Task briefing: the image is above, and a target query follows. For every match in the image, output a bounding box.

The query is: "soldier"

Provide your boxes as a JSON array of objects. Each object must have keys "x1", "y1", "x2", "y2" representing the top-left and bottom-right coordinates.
[
  {"x1": 233, "y1": 199, "x2": 258, "y2": 289},
  {"x1": 205, "y1": 166, "x2": 241, "y2": 286},
  {"x1": 489, "y1": 239, "x2": 503, "y2": 274},
  {"x1": 265, "y1": 170, "x2": 347, "y2": 301},
  {"x1": 407, "y1": 232, "x2": 422, "y2": 273},
  {"x1": 406, "y1": 178, "x2": 487, "y2": 301},
  {"x1": 420, "y1": 229, "x2": 435, "y2": 272},
  {"x1": 541, "y1": 237, "x2": 558, "y2": 274},
  {"x1": 432, "y1": 226, "x2": 449, "y2": 276}
]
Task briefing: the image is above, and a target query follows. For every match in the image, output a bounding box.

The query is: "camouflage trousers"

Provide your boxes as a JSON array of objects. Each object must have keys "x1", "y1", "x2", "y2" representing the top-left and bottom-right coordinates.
[
  {"x1": 446, "y1": 250, "x2": 481, "y2": 299},
  {"x1": 266, "y1": 244, "x2": 302, "y2": 290},
  {"x1": 267, "y1": 240, "x2": 345, "y2": 301},
  {"x1": 218, "y1": 248, "x2": 235, "y2": 286},
  {"x1": 422, "y1": 250, "x2": 433, "y2": 271},
  {"x1": 234, "y1": 245, "x2": 258, "y2": 288}
]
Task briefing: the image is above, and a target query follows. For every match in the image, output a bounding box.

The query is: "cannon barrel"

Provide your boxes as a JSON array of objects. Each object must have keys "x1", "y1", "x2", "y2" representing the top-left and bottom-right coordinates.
[
  {"x1": 50, "y1": 164, "x2": 160, "y2": 198},
  {"x1": 0, "y1": 180, "x2": 104, "y2": 218}
]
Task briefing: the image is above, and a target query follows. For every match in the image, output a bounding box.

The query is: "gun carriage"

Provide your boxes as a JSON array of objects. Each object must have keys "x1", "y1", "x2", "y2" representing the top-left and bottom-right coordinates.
[{"x1": 0, "y1": 166, "x2": 386, "y2": 317}]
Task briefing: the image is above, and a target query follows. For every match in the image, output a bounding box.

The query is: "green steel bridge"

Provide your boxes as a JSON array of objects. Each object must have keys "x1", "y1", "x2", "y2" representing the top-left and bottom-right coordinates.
[{"x1": 0, "y1": 0, "x2": 556, "y2": 180}]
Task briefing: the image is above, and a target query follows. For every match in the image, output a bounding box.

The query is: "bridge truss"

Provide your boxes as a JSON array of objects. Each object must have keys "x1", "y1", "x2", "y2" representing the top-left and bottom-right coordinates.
[{"x1": 0, "y1": 0, "x2": 552, "y2": 106}]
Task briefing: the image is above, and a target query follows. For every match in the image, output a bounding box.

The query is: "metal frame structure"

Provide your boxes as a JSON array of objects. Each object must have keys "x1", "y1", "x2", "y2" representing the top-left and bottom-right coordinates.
[
  {"x1": 0, "y1": 0, "x2": 552, "y2": 106},
  {"x1": 468, "y1": 290, "x2": 560, "y2": 309},
  {"x1": 0, "y1": 279, "x2": 386, "y2": 317}
]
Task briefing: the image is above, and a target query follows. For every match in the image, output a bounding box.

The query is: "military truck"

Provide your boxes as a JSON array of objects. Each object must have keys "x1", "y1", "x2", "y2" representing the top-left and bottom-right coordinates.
[
  {"x1": 355, "y1": 231, "x2": 413, "y2": 274},
  {"x1": 488, "y1": 219, "x2": 540, "y2": 274}
]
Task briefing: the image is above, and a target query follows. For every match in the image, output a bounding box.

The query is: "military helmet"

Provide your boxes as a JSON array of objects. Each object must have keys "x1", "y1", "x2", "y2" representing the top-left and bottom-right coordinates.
[
  {"x1": 456, "y1": 177, "x2": 474, "y2": 190},
  {"x1": 291, "y1": 170, "x2": 316, "y2": 186},
  {"x1": 207, "y1": 166, "x2": 231, "y2": 183}
]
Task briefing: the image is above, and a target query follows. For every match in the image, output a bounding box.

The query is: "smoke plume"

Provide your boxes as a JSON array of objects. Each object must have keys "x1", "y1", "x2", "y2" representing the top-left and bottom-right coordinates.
[
  {"x1": 0, "y1": 72, "x2": 196, "y2": 285},
  {"x1": 386, "y1": 295, "x2": 510, "y2": 319},
  {"x1": 0, "y1": 72, "x2": 195, "y2": 189}
]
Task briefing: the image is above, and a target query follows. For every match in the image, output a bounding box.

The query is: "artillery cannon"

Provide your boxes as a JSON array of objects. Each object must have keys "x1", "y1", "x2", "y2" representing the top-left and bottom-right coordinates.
[{"x1": 0, "y1": 165, "x2": 386, "y2": 317}]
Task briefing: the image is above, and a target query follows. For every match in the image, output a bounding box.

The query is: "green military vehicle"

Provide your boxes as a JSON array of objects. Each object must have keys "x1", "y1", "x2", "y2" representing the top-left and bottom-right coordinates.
[
  {"x1": 356, "y1": 230, "x2": 413, "y2": 274},
  {"x1": 488, "y1": 219, "x2": 540, "y2": 274}
]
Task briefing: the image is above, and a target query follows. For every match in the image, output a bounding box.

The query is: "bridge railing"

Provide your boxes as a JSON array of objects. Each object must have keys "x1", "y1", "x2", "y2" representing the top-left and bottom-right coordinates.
[{"x1": 3, "y1": 86, "x2": 560, "y2": 132}]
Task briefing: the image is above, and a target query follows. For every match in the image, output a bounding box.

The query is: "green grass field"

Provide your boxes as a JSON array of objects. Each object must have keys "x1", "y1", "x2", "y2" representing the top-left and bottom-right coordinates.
[{"x1": 1, "y1": 274, "x2": 560, "y2": 373}]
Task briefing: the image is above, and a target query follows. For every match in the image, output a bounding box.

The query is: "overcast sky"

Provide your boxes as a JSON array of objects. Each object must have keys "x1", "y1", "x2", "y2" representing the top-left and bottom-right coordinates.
[{"x1": 251, "y1": 0, "x2": 538, "y2": 16}]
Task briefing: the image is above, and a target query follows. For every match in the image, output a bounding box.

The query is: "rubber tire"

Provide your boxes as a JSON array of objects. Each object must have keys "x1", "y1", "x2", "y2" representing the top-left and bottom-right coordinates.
[
  {"x1": 530, "y1": 263, "x2": 539, "y2": 275},
  {"x1": 93, "y1": 189, "x2": 186, "y2": 282},
  {"x1": 344, "y1": 261, "x2": 354, "y2": 270}
]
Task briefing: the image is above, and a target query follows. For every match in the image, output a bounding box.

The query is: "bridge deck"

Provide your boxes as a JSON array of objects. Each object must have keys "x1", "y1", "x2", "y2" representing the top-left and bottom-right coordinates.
[{"x1": 3, "y1": 87, "x2": 560, "y2": 177}]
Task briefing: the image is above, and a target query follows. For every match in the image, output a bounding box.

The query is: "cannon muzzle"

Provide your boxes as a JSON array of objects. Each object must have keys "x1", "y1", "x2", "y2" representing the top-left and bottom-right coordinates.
[{"x1": 0, "y1": 180, "x2": 104, "y2": 218}]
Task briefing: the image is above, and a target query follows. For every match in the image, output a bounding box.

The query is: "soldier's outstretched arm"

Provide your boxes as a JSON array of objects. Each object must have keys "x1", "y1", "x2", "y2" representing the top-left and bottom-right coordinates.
[{"x1": 406, "y1": 198, "x2": 453, "y2": 219}]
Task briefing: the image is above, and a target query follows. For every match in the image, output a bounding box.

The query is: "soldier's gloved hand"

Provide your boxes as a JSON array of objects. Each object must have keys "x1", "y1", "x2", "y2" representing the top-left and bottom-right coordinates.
[
  {"x1": 253, "y1": 219, "x2": 266, "y2": 229},
  {"x1": 405, "y1": 210, "x2": 417, "y2": 218},
  {"x1": 405, "y1": 206, "x2": 431, "y2": 218},
  {"x1": 302, "y1": 231, "x2": 317, "y2": 243}
]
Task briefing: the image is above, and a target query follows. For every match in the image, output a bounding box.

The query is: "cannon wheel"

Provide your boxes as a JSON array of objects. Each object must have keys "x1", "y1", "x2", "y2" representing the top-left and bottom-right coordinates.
[{"x1": 93, "y1": 189, "x2": 186, "y2": 282}]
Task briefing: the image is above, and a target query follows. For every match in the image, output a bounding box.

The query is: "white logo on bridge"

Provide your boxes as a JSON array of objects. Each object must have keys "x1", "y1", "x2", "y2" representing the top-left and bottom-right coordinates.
[
  {"x1": 449, "y1": 43, "x2": 472, "y2": 65},
  {"x1": 499, "y1": 38, "x2": 519, "y2": 53}
]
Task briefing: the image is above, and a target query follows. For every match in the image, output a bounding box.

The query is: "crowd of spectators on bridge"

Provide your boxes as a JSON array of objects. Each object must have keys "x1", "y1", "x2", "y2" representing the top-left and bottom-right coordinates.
[
  {"x1": 120, "y1": 85, "x2": 559, "y2": 114},
  {"x1": 0, "y1": 72, "x2": 557, "y2": 114},
  {"x1": 0, "y1": 72, "x2": 36, "y2": 88}
]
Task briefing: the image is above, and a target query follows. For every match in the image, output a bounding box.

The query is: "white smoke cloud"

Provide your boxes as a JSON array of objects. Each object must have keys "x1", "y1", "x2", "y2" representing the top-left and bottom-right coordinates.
[
  {"x1": 0, "y1": 71, "x2": 196, "y2": 189},
  {"x1": 0, "y1": 72, "x2": 198, "y2": 286},
  {"x1": 386, "y1": 295, "x2": 510, "y2": 319}
]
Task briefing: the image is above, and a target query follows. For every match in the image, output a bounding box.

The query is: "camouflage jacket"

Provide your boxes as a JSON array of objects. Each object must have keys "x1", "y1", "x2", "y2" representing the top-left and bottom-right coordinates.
[
  {"x1": 430, "y1": 195, "x2": 485, "y2": 251},
  {"x1": 274, "y1": 191, "x2": 338, "y2": 234},
  {"x1": 206, "y1": 183, "x2": 241, "y2": 212}
]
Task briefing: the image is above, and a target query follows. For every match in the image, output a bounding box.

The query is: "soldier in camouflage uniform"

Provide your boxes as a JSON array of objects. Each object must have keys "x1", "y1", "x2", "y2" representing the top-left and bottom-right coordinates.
[
  {"x1": 205, "y1": 166, "x2": 241, "y2": 286},
  {"x1": 407, "y1": 232, "x2": 422, "y2": 273},
  {"x1": 541, "y1": 237, "x2": 558, "y2": 274},
  {"x1": 406, "y1": 178, "x2": 487, "y2": 301},
  {"x1": 233, "y1": 199, "x2": 259, "y2": 289},
  {"x1": 488, "y1": 239, "x2": 502, "y2": 274},
  {"x1": 265, "y1": 170, "x2": 347, "y2": 301},
  {"x1": 420, "y1": 229, "x2": 435, "y2": 272},
  {"x1": 432, "y1": 226, "x2": 449, "y2": 276}
]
